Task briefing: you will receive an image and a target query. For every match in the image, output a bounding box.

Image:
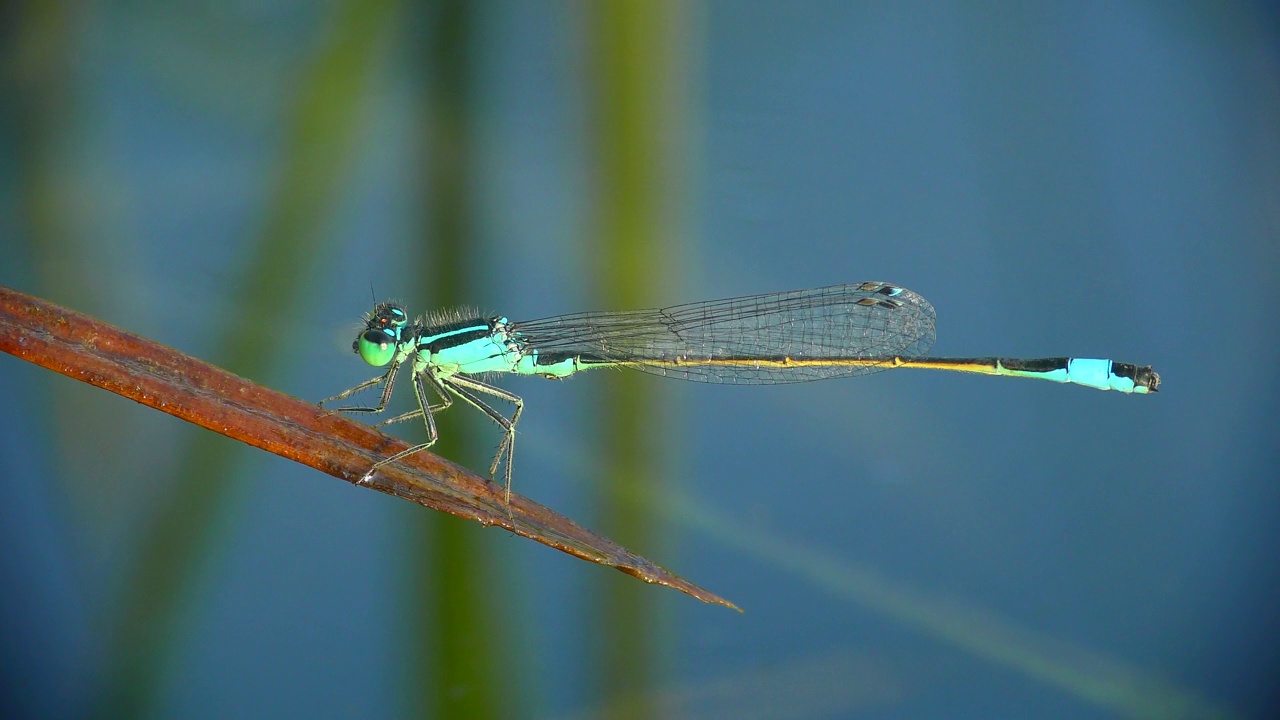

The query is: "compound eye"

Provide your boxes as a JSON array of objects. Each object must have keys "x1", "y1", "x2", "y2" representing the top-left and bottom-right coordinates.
[{"x1": 355, "y1": 329, "x2": 397, "y2": 367}]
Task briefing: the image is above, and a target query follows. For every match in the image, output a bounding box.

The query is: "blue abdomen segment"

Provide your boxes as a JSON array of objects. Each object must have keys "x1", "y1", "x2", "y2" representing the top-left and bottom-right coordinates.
[
  {"x1": 1067, "y1": 358, "x2": 1129, "y2": 392},
  {"x1": 997, "y1": 357, "x2": 1157, "y2": 393},
  {"x1": 514, "y1": 352, "x2": 570, "y2": 377},
  {"x1": 513, "y1": 350, "x2": 601, "y2": 378}
]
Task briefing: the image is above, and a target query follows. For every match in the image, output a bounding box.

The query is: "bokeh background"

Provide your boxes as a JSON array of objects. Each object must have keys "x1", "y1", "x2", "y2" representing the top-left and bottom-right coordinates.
[{"x1": 2, "y1": 1, "x2": 1278, "y2": 718}]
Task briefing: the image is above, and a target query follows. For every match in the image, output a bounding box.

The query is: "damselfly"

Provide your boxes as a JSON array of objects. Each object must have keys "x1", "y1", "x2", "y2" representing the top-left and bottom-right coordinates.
[{"x1": 321, "y1": 282, "x2": 1159, "y2": 498}]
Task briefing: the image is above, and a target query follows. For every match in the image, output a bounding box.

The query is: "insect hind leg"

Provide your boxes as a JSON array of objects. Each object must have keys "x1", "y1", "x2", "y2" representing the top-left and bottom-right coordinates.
[{"x1": 442, "y1": 374, "x2": 524, "y2": 505}]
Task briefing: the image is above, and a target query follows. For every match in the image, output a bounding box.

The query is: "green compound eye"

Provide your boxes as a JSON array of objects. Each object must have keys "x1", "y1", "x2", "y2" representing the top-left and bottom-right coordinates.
[{"x1": 356, "y1": 330, "x2": 397, "y2": 367}]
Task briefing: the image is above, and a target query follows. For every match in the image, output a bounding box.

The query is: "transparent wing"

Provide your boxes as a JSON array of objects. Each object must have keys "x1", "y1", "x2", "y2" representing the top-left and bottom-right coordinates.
[{"x1": 507, "y1": 282, "x2": 937, "y2": 384}]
